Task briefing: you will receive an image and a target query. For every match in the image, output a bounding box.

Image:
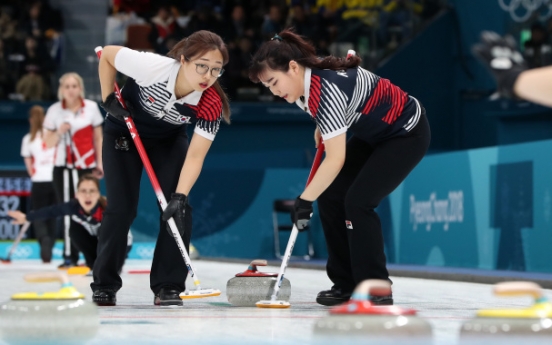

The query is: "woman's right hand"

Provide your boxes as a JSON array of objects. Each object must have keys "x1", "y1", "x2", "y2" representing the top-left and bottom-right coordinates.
[
  {"x1": 314, "y1": 127, "x2": 322, "y2": 148},
  {"x1": 58, "y1": 122, "x2": 71, "y2": 135},
  {"x1": 7, "y1": 210, "x2": 27, "y2": 225}
]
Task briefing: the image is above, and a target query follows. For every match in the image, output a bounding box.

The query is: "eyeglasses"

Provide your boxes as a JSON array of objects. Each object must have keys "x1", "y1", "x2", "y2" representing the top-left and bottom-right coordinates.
[
  {"x1": 194, "y1": 63, "x2": 224, "y2": 78},
  {"x1": 77, "y1": 189, "x2": 99, "y2": 195}
]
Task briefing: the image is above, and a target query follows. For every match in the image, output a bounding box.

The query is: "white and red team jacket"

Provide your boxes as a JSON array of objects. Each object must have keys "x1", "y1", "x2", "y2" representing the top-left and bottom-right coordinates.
[
  {"x1": 43, "y1": 99, "x2": 104, "y2": 169},
  {"x1": 20, "y1": 132, "x2": 55, "y2": 182}
]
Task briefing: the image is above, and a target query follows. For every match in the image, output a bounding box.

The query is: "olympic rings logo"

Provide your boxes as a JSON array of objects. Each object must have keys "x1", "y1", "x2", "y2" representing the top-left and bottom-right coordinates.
[
  {"x1": 52, "y1": 247, "x2": 63, "y2": 257},
  {"x1": 136, "y1": 245, "x2": 154, "y2": 259},
  {"x1": 499, "y1": 0, "x2": 552, "y2": 22},
  {"x1": 5, "y1": 245, "x2": 33, "y2": 258}
]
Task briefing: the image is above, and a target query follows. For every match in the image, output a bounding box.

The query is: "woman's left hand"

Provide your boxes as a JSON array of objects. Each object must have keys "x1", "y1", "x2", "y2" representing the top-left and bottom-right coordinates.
[
  {"x1": 92, "y1": 166, "x2": 104, "y2": 179},
  {"x1": 7, "y1": 210, "x2": 27, "y2": 225},
  {"x1": 162, "y1": 193, "x2": 188, "y2": 237}
]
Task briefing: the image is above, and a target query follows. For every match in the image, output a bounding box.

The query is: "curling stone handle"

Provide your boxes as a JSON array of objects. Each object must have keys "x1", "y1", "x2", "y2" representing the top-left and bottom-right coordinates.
[
  {"x1": 493, "y1": 281, "x2": 543, "y2": 299},
  {"x1": 249, "y1": 259, "x2": 267, "y2": 270},
  {"x1": 24, "y1": 272, "x2": 70, "y2": 285},
  {"x1": 353, "y1": 279, "x2": 391, "y2": 298}
]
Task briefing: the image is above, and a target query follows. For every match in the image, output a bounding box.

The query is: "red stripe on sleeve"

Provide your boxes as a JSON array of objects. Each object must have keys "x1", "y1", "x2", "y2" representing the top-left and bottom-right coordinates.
[
  {"x1": 308, "y1": 75, "x2": 322, "y2": 117},
  {"x1": 197, "y1": 87, "x2": 222, "y2": 121}
]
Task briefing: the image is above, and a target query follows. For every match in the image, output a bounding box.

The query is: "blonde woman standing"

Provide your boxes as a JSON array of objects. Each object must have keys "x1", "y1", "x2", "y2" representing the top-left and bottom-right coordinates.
[
  {"x1": 43, "y1": 72, "x2": 104, "y2": 268},
  {"x1": 20, "y1": 105, "x2": 57, "y2": 263}
]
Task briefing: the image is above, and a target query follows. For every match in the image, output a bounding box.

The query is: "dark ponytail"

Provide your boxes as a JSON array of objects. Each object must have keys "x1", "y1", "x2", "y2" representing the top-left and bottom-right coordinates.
[
  {"x1": 168, "y1": 30, "x2": 231, "y2": 124},
  {"x1": 249, "y1": 28, "x2": 362, "y2": 83}
]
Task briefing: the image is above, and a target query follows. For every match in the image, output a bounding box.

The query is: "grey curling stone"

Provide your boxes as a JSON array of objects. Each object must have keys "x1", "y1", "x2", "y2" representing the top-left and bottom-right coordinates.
[
  {"x1": 313, "y1": 280, "x2": 432, "y2": 345},
  {"x1": 226, "y1": 259, "x2": 291, "y2": 307},
  {"x1": 0, "y1": 272, "x2": 99, "y2": 345},
  {"x1": 460, "y1": 281, "x2": 552, "y2": 343}
]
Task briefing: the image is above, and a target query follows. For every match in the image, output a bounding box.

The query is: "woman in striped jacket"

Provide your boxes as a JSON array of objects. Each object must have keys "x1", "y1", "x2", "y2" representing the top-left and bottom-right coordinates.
[{"x1": 249, "y1": 29, "x2": 431, "y2": 307}]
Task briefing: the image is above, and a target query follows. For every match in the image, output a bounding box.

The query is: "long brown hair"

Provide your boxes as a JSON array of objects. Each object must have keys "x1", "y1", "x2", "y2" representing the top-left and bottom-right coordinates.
[
  {"x1": 28, "y1": 105, "x2": 45, "y2": 141},
  {"x1": 168, "y1": 30, "x2": 231, "y2": 124},
  {"x1": 249, "y1": 29, "x2": 362, "y2": 83},
  {"x1": 78, "y1": 174, "x2": 107, "y2": 209}
]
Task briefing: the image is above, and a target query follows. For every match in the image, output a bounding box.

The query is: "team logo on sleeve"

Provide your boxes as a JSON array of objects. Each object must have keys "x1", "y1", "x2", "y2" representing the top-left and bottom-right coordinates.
[
  {"x1": 146, "y1": 96, "x2": 155, "y2": 105},
  {"x1": 345, "y1": 220, "x2": 353, "y2": 229}
]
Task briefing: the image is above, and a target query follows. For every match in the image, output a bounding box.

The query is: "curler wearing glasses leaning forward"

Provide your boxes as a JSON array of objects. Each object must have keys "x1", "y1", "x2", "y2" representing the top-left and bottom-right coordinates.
[{"x1": 91, "y1": 30, "x2": 231, "y2": 306}]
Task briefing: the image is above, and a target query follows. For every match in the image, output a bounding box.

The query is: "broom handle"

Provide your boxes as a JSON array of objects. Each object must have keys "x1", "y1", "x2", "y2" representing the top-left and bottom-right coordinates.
[
  {"x1": 6, "y1": 221, "x2": 31, "y2": 258},
  {"x1": 271, "y1": 140, "x2": 325, "y2": 301}
]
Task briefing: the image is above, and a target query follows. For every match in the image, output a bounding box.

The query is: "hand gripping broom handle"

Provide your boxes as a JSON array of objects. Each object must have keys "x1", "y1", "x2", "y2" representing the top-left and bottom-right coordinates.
[
  {"x1": 94, "y1": 47, "x2": 202, "y2": 288},
  {"x1": 271, "y1": 140, "x2": 325, "y2": 301}
]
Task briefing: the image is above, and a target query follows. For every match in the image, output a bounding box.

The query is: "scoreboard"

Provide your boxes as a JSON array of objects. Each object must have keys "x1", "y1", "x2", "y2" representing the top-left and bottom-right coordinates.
[{"x1": 0, "y1": 171, "x2": 31, "y2": 240}]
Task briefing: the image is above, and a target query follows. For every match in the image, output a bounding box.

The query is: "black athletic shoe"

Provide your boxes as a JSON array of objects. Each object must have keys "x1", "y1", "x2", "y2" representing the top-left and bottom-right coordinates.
[
  {"x1": 93, "y1": 289, "x2": 117, "y2": 306},
  {"x1": 316, "y1": 288, "x2": 352, "y2": 306},
  {"x1": 57, "y1": 260, "x2": 76, "y2": 269},
  {"x1": 154, "y1": 287, "x2": 183, "y2": 306},
  {"x1": 370, "y1": 294, "x2": 394, "y2": 305}
]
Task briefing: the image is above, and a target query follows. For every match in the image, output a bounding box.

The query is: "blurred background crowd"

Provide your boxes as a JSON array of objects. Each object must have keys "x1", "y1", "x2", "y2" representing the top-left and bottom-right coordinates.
[{"x1": 0, "y1": 0, "x2": 452, "y2": 102}]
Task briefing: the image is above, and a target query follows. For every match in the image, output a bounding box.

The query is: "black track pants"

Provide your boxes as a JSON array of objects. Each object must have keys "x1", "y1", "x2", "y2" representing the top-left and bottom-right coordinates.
[
  {"x1": 30, "y1": 181, "x2": 57, "y2": 262},
  {"x1": 70, "y1": 222, "x2": 98, "y2": 268},
  {"x1": 317, "y1": 110, "x2": 431, "y2": 292},
  {"x1": 91, "y1": 123, "x2": 190, "y2": 294}
]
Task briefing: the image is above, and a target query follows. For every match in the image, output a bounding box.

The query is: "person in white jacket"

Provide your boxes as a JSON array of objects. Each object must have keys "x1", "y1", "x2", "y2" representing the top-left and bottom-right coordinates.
[{"x1": 20, "y1": 105, "x2": 56, "y2": 263}]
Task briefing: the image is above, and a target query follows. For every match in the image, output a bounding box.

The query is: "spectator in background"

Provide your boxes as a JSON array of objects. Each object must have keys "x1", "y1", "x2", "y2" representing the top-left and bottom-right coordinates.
[
  {"x1": 223, "y1": 36, "x2": 257, "y2": 99},
  {"x1": 334, "y1": 0, "x2": 382, "y2": 47},
  {"x1": 312, "y1": 0, "x2": 339, "y2": 38},
  {"x1": 21, "y1": 36, "x2": 53, "y2": 77},
  {"x1": 19, "y1": 36, "x2": 53, "y2": 81},
  {"x1": 184, "y1": 5, "x2": 223, "y2": 36},
  {"x1": 148, "y1": 5, "x2": 182, "y2": 55},
  {"x1": 286, "y1": 4, "x2": 315, "y2": 38},
  {"x1": 19, "y1": 105, "x2": 57, "y2": 263},
  {"x1": 19, "y1": 1, "x2": 64, "y2": 65},
  {"x1": 223, "y1": 4, "x2": 257, "y2": 49},
  {"x1": 15, "y1": 64, "x2": 49, "y2": 100},
  {"x1": 261, "y1": 5, "x2": 285, "y2": 41},
  {"x1": 378, "y1": 0, "x2": 422, "y2": 49},
  {"x1": 524, "y1": 22, "x2": 552, "y2": 69},
  {"x1": 111, "y1": 0, "x2": 151, "y2": 19},
  {"x1": 0, "y1": 39, "x2": 13, "y2": 98},
  {"x1": 310, "y1": 0, "x2": 339, "y2": 56},
  {"x1": 0, "y1": 6, "x2": 18, "y2": 50},
  {"x1": 225, "y1": 5, "x2": 246, "y2": 44},
  {"x1": 21, "y1": 2, "x2": 48, "y2": 41}
]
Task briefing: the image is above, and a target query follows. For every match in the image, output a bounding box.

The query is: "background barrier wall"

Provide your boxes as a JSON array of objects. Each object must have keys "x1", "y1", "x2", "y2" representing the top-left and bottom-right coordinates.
[
  {"x1": 4, "y1": 137, "x2": 552, "y2": 276},
  {"x1": 390, "y1": 138, "x2": 552, "y2": 273}
]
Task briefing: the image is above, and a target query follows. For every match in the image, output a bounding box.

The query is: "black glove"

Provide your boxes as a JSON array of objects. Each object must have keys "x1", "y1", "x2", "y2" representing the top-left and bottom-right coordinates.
[
  {"x1": 100, "y1": 92, "x2": 134, "y2": 121},
  {"x1": 472, "y1": 31, "x2": 527, "y2": 99},
  {"x1": 291, "y1": 196, "x2": 313, "y2": 232},
  {"x1": 161, "y1": 193, "x2": 187, "y2": 237}
]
